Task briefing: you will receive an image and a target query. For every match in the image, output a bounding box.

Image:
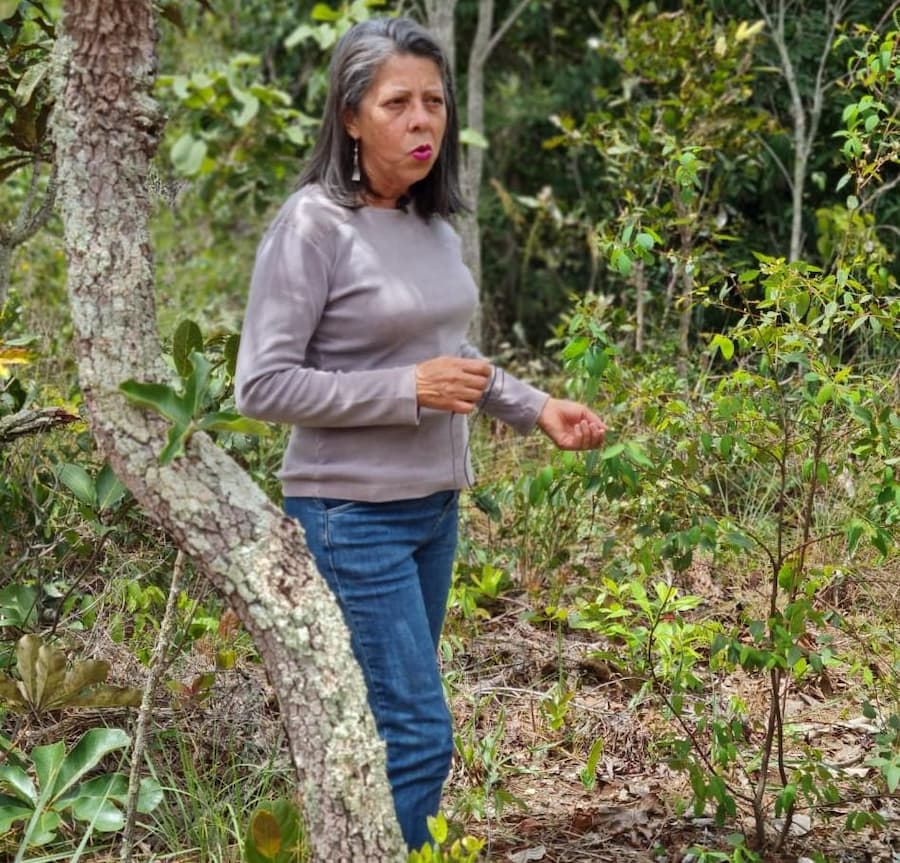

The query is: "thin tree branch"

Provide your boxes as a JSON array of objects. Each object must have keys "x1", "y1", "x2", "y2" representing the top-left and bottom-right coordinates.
[
  {"x1": 121, "y1": 549, "x2": 184, "y2": 863},
  {"x1": 756, "y1": 133, "x2": 794, "y2": 191},
  {"x1": 807, "y1": 0, "x2": 848, "y2": 147},
  {"x1": 483, "y1": 0, "x2": 531, "y2": 62}
]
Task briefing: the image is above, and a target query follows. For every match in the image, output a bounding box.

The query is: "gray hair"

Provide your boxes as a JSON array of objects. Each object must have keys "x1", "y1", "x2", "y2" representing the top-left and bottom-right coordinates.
[{"x1": 297, "y1": 17, "x2": 466, "y2": 219}]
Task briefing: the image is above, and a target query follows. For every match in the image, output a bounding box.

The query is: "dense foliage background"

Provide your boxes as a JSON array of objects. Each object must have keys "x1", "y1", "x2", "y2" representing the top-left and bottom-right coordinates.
[{"x1": 1, "y1": 0, "x2": 897, "y2": 860}]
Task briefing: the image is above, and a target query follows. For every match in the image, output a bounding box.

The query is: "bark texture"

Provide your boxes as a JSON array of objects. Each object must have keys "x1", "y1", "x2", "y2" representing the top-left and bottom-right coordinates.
[{"x1": 52, "y1": 2, "x2": 405, "y2": 859}]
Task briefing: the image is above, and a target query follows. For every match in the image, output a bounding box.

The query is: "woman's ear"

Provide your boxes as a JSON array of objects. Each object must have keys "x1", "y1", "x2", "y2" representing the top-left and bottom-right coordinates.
[{"x1": 343, "y1": 108, "x2": 358, "y2": 140}]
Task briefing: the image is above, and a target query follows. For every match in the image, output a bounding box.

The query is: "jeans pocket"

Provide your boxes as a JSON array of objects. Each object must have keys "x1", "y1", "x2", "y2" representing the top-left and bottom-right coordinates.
[{"x1": 319, "y1": 498, "x2": 359, "y2": 516}]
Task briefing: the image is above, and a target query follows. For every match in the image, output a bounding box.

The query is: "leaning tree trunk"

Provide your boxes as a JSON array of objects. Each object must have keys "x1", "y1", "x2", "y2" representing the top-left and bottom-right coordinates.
[{"x1": 51, "y1": 2, "x2": 405, "y2": 859}]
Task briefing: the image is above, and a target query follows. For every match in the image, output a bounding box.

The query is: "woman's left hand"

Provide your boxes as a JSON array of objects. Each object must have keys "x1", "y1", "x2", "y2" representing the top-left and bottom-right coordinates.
[{"x1": 537, "y1": 398, "x2": 607, "y2": 451}]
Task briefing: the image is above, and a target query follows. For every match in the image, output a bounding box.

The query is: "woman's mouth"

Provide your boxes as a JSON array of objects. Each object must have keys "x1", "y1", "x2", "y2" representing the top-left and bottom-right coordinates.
[{"x1": 410, "y1": 144, "x2": 433, "y2": 161}]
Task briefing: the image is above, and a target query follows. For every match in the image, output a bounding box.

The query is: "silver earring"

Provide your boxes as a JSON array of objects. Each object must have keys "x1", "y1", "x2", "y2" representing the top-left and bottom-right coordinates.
[{"x1": 351, "y1": 140, "x2": 360, "y2": 182}]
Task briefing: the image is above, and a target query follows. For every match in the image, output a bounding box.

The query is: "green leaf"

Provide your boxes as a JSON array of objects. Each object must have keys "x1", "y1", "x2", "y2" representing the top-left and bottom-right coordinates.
[
  {"x1": 311, "y1": 2, "x2": 340, "y2": 21},
  {"x1": 32, "y1": 740, "x2": 65, "y2": 797},
  {"x1": 66, "y1": 684, "x2": 143, "y2": 709},
  {"x1": 71, "y1": 795, "x2": 124, "y2": 832},
  {"x1": 710, "y1": 334, "x2": 734, "y2": 361},
  {"x1": 427, "y1": 811, "x2": 449, "y2": 844},
  {"x1": 723, "y1": 531, "x2": 754, "y2": 551},
  {"x1": 0, "y1": 583, "x2": 38, "y2": 628},
  {"x1": 182, "y1": 351, "x2": 212, "y2": 417},
  {"x1": 170, "y1": 133, "x2": 208, "y2": 176},
  {"x1": 195, "y1": 412, "x2": 269, "y2": 436},
  {"x1": 172, "y1": 320, "x2": 203, "y2": 378},
  {"x1": 14, "y1": 61, "x2": 48, "y2": 107},
  {"x1": 95, "y1": 463, "x2": 127, "y2": 512},
  {"x1": 600, "y1": 442, "x2": 625, "y2": 460},
  {"x1": 120, "y1": 379, "x2": 191, "y2": 425},
  {"x1": 56, "y1": 463, "x2": 96, "y2": 507},
  {"x1": 0, "y1": 765, "x2": 36, "y2": 804},
  {"x1": 0, "y1": 1, "x2": 20, "y2": 21},
  {"x1": 459, "y1": 127, "x2": 489, "y2": 149},
  {"x1": 635, "y1": 231, "x2": 655, "y2": 251},
  {"x1": 158, "y1": 421, "x2": 193, "y2": 465},
  {"x1": 233, "y1": 92, "x2": 260, "y2": 127},
  {"x1": 224, "y1": 333, "x2": 240, "y2": 378},
  {"x1": 27, "y1": 809, "x2": 61, "y2": 846},
  {"x1": 50, "y1": 728, "x2": 130, "y2": 801},
  {"x1": 624, "y1": 441, "x2": 653, "y2": 468},
  {"x1": 137, "y1": 776, "x2": 164, "y2": 814},
  {"x1": 284, "y1": 23, "x2": 316, "y2": 49},
  {"x1": 0, "y1": 796, "x2": 34, "y2": 833},
  {"x1": 66, "y1": 774, "x2": 128, "y2": 830}
]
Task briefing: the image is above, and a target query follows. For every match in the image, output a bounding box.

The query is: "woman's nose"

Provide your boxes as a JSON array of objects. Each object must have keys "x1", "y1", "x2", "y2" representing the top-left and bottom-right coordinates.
[{"x1": 408, "y1": 100, "x2": 431, "y2": 129}]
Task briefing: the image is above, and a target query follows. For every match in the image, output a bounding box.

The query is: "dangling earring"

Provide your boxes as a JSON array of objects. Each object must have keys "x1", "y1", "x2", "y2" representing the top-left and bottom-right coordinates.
[{"x1": 351, "y1": 139, "x2": 361, "y2": 182}]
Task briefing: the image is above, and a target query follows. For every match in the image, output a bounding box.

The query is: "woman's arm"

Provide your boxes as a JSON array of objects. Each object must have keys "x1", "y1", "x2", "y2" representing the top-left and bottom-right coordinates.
[{"x1": 235, "y1": 224, "x2": 420, "y2": 428}]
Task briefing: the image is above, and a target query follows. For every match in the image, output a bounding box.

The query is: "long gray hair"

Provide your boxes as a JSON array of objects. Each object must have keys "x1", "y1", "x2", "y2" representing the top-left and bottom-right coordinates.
[{"x1": 297, "y1": 17, "x2": 466, "y2": 219}]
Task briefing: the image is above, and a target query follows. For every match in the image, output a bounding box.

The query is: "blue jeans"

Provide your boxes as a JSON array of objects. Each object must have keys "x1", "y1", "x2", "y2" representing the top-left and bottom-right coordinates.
[{"x1": 284, "y1": 490, "x2": 458, "y2": 850}]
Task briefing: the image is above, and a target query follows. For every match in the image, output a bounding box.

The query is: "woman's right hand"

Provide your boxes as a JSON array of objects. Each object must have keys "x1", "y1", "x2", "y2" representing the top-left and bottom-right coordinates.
[{"x1": 415, "y1": 356, "x2": 492, "y2": 414}]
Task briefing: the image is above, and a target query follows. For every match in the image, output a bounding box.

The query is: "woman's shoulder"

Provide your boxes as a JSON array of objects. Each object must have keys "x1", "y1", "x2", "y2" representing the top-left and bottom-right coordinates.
[{"x1": 269, "y1": 183, "x2": 353, "y2": 245}]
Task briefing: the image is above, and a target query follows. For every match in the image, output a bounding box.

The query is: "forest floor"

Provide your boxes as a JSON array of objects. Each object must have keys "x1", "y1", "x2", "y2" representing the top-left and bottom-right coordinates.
[{"x1": 442, "y1": 594, "x2": 899, "y2": 863}]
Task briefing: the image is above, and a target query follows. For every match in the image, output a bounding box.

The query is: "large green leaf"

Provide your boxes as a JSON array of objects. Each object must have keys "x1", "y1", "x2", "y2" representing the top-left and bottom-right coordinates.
[
  {"x1": 0, "y1": 764, "x2": 36, "y2": 804},
  {"x1": 0, "y1": 583, "x2": 38, "y2": 628},
  {"x1": 95, "y1": 463, "x2": 127, "y2": 512},
  {"x1": 171, "y1": 132, "x2": 208, "y2": 175},
  {"x1": 159, "y1": 420, "x2": 193, "y2": 465},
  {"x1": 0, "y1": 795, "x2": 34, "y2": 833},
  {"x1": 49, "y1": 728, "x2": 130, "y2": 801},
  {"x1": 119, "y1": 379, "x2": 191, "y2": 426},
  {"x1": 172, "y1": 319, "x2": 203, "y2": 378},
  {"x1": 14, "y1": 60, "x2": 47, "y2": 107},
  {"x1": 28, "y1": 809, "x2": 61, "y2": 846},
  {"x1": 136, "y1": 775, "x2": 164, "y2": 814},
  {"x1": 196, "y1": 411, "x2": 269, "y2": 436},
  {"x1": 183, "y1": 351, "x2": 212, "y2": 417},
  {"x1": 66, "y1": 773, "x2": 128, "y2": 831},
  {"x1": 31, "y1": 740, "x2": 65, "y2": 797},
  {"x1": 56, "y1": 463, "x2": 96, "y2": 507}
]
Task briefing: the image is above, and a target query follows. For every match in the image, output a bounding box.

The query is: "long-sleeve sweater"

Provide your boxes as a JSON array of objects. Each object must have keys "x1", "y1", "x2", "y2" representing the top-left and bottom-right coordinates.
[{"x1": 235, "y1": 183, "x2": 549, "y2": 502}]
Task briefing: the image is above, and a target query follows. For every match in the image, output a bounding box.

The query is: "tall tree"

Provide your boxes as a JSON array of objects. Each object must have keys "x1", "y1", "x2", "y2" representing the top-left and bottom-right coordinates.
[
  {"x1": 753, "y1": 0, "x2": 850, "y2": 261},
  {"x1": 424, "y1": 0, "x2": 531, "y2": 346},
  {"x1": 51, "y1": 1, "x2": 405, "y2": 859}
]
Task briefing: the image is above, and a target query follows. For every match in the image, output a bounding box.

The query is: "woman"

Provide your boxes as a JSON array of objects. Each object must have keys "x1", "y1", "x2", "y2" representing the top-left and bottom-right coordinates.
[{"x1": 235, "y1": 17, "x2": 606, "y2": 850}]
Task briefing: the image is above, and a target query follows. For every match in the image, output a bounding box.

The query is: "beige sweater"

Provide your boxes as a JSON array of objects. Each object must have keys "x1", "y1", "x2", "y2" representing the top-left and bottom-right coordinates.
[{"x1": 235, "y1": 184, "x2": 548, "y2": 502}]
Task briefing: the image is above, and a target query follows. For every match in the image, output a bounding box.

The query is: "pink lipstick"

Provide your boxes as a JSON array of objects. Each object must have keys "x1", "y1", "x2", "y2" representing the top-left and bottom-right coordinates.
[{"x1": 410, "y1": 144, "x2": 433, "y2": 161}]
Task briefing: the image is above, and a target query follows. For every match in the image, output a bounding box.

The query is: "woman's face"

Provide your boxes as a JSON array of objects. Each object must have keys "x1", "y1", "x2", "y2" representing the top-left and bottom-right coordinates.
[{"x1": 345, "y1": 52, "x2": 447, "y2": 207}]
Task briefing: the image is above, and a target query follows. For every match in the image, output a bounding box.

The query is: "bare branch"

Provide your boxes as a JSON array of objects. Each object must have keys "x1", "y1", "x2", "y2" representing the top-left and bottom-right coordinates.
[
  {"x1": 483, "y1": 0, "x2": 531, "y2": 62},
  {"x1": 0, "y1": 407, "x2": 79, "y2": 447},
  {"x1": 121, "y1": 549, "x2": 184, "y2": 863},
  {"x1": 756, "y1": 133, "x2": 794, "y2": 190}
]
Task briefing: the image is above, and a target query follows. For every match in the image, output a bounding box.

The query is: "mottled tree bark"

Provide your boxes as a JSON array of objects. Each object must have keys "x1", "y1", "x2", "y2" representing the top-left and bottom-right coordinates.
[{"x1": 51, "y1": 1, "x2": 405, "y2": 859}]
